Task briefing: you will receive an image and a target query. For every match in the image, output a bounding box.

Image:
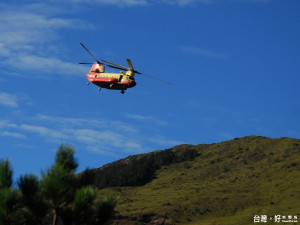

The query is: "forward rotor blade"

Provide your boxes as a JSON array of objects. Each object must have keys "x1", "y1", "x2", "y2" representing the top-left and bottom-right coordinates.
[
  {"x1": 140, "y1": 73, "x2": 172, "y2": 85},
  {"x1": 79, "y1": 62, "x2": 94, "y2": 64},
  {"x1": 80, "y1": 43, "x2": 101, "y2": 64},
  {"x1": 102, "y1": 59, "x2": 129, "y2": 71}
]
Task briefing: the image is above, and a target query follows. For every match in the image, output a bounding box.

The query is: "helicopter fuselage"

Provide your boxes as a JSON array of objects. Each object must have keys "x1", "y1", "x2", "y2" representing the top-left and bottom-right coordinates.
[{"x1": 86, "y1": 70, "x2": 136, "y2": 91}]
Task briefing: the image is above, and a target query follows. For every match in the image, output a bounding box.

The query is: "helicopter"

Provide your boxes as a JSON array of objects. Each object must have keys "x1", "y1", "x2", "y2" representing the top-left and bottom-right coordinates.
[{"x1": 79, "y1": 43, "x2": 170, "y2": 94}]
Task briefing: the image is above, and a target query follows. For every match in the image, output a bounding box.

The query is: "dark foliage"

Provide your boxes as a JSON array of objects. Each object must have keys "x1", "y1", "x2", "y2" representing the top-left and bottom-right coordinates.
[
  {"x1": 0, "y1": 159, "x2": 13, "y2": 189},
  {"x1": 88, "y1": 147, "x2": 199, "y2": 188},
  {"x1": 0, "y1": 145, "x2": 118, "y2": 225}
]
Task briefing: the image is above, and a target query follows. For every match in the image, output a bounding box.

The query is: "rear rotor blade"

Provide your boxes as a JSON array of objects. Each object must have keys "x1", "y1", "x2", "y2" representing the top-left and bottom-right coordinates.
[
  {"x1": 126, "y1": 58, "x2": 171, "y2": 84},
  {"x1": 79, "y1": 62, "x2": 94, "y2": 64},
  {"x1": 140, "y1": 73, "x2": 172, "y2": 85},
  {"x1": 80, "y1": 43, "x2": 101, "y2": 64},
  {"x1": 127, "y1": 59, "x2": 134, "y2": 70}
]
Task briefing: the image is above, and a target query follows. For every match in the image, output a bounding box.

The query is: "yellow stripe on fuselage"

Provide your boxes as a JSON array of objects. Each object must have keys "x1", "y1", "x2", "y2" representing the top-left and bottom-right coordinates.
[
  {"x1": 94, "y1": 72, "x2": 121, "y2": 78},
  {"x1": 94, "y1": 72, "x2": 135, "y2": 80}
]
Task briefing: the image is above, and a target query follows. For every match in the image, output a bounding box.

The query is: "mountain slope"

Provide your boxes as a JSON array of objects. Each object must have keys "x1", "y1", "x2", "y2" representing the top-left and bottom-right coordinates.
[{"x1": 94, "y1": 136, "x2": 300, "y2": 225}]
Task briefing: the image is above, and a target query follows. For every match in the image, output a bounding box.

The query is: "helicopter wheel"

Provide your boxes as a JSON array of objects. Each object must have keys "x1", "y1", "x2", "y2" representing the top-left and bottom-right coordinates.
[
  {"x1": 98, "y1": 87, "x2": 101, "y2": 91},
  {"x1": 87, "y1": 81, "x2": 90, "y2": 85},
  {"x1": 121, "y1": 90, "x2": 125, "y2": 94}
]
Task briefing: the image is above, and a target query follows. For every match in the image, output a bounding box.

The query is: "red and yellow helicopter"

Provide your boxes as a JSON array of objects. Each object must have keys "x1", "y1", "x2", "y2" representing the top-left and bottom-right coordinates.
[{"x1": 79, "y1": 43, "x2": 170, "y2": 94}]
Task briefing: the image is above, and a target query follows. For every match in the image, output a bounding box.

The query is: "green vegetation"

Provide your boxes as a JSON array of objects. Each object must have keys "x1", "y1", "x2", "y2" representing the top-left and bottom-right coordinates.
[
  {"x1": 96, "y1": 136, "x2": 300, "y2": 225},
  {"x1": 0, "y1": 145, "x2": 117, "y2": 225}
]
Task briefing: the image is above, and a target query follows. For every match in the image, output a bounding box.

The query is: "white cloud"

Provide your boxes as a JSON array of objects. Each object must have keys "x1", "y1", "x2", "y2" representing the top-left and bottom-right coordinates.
[
  {"x1": 0, "y1": 3, "x2": 91, "y2": 76},
  {"x1": 3, "y1": 54, "x2": 87, "y2": 76},
  {"x1": 0, "y1": 43, "x2": 10, "y2": 56},
  {"x1": 5, "y1": 114, "x2": 141, "y2": 153},
  {"x1": 70, "y1": 128, "x2": 142, "y2": 150},
  {"x1": 72, "y1": 129, "x2": 122, "y2": 145},
  {"x1": 0, "y1": 0, "x2": 271, "y2": 12},
  {"x1": 0, "y1": 131, "x2": 27, "y2": 139},
  {"x1": 126, "y1": 114, "x2": 168, "y2": 126},
  {"x1": 0, "y1": 120, "x2": 18, "y2": 129},
  {"x1": 0, "y1": 120, "x2": 26, "y2": 139},
  {"x1": 0, "y1": 113, "x2": 180, "y2": 155},
  {"x1": 20, "y1": 124, "x2": 69, "y2": 140},
  {"x1": 0, "y1": 11, "x2": 75, "y2": 49},
  {"x1": 36, "y1": 114, "x2": 138, "y2": 133},
  {"x1": 0, "y1": 92, "x2": 19, "y2": 108},
  {"x1": 32, "y1": 114, "x2": 144, "y2": 153},
  {"x1": 0, "y1": 92, "x2": 32, "y2": 108},
  {"x1": 51, "y1": 0, "x2": 147, "y2": 6}
]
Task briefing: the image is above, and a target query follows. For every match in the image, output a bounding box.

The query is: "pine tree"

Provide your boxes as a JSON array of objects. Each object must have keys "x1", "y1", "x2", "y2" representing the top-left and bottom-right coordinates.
[
  {"x1": 18, "y1": 174, "x2": 49, "y2": 225},
  {"x1": 40, "y1": 145, "x2": 78, "y2": 225},
  {"x1": 0, "y1": 159, "x2": 22, "y2": 225}
]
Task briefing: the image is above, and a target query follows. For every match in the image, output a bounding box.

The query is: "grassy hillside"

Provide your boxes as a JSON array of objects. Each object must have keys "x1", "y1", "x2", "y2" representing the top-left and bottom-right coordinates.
[{"x1": 95, "y1": 136, "x2": 300, "y2": 225}]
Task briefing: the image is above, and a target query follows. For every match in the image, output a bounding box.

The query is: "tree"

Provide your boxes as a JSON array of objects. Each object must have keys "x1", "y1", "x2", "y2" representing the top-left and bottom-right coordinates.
[
  {"x1": 72, "y1": 186, "x2": 97, "y2": 225},
  {"x1": 55, "y1": 145, "x2": 78, "y2": 171},
  {"x1": 0, "y1": 159, "x2": 13, "y2": 189},
  {"x1": 0, "y1": 159, "x2": 22, "y2": 225},
  {"x1": 94, "y1": 194, "x2": 118, "y2": 225},
  {"x1": 40, "y1": 145, "x2": 78, "y2": 225},
  {"x1": 18, "y1": 174, "x2": 49, "y2": 225}
]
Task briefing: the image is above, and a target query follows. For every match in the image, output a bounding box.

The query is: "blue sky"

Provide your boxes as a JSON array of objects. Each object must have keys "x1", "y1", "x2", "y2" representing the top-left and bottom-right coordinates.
[{"x1": 1, "y1": 0, "x2": 299, "y2": 180}]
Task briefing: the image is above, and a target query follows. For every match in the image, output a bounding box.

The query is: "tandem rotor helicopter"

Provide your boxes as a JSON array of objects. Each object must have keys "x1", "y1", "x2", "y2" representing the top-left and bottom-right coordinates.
[{"x1": 79, "y1": 43, "x2": 170, "y2": 94}]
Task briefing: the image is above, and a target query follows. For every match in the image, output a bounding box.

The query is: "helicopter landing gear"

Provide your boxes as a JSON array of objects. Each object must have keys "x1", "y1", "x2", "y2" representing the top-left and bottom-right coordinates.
[
  {"x1": 98, "y1": 87, "x2": 101, "y2": 91},
  {"x1": 87, "y1": 81, "x2": 90, "y2": 85},
  {"x1": 121, "y1": 90, "x2": 125, "y2": 94}
]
